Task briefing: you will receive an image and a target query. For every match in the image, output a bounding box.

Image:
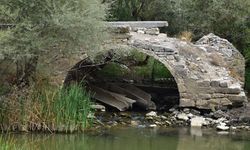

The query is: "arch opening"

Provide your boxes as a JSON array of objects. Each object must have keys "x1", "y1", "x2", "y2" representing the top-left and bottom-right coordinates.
[{"x1": 64, "y1": 49, "x2": 180, "y2": 112}]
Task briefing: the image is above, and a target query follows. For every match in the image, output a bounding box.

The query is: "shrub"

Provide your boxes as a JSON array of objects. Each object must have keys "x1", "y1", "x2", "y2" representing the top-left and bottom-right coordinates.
[{"x1": 0, "y1": 0, "x2": 108, "y2": 84}]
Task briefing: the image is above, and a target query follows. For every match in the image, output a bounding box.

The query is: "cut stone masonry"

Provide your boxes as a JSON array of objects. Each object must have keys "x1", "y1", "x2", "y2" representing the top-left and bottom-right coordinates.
[{"x1": 108, "y1": 21, "x2": 247, "y2": 109}]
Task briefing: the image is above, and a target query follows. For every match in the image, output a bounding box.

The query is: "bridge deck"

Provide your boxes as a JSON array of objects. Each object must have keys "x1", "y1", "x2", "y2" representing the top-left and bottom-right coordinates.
[{"x1": 109, "y1": 21, "x2": 168, "y2": 28}]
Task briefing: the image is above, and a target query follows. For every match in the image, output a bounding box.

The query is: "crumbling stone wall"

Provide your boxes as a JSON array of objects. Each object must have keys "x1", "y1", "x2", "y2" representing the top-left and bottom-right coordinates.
[
  {"x1": 62, "y1": 22, "x2": 248, "y2": 110},
  {"x1": 109, "y1": 22, "x2": 247, "y2": 110}
]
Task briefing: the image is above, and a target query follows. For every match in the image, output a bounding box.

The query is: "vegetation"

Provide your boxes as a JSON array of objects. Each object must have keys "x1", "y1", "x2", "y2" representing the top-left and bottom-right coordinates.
[
  {"x1": 0, "y1": 83, "x2": 93, "y2": 132},
  {"x1": 96, "y1": 50, "x2": 173, "y2": 81},
  {"x1": 0, "y1": 0, "x2": 108, "y2": 85},
  {"x1": 0, "y1": 0, "x2": 107, "y2": 132},
  {"x1": 0, "y1": 136, "x2": 21, "y2": 150},
  {"x1": 0, "y1": 0, "x2": 250, "y2": 133},
  {"x1": 106, "y1": 0, "x2": 250, "y2": 92}
]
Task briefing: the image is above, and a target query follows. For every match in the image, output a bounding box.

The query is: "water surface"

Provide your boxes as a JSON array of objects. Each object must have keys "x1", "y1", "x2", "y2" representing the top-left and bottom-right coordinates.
[{"x1": 5, "y1": 127, "x2": 250, "y2": 150}]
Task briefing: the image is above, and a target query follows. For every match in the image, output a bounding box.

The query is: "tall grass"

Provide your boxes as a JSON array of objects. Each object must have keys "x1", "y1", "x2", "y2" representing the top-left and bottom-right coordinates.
[
  {"x1": 54, "y1": 84, "x2": 93, "y2": 131},
  {"x1": 0, "y1": 81, "x2": 93, "y2": 133}
]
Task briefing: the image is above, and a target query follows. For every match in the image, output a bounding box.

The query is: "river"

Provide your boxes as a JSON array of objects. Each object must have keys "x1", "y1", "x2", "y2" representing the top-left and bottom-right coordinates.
[{"x1": 4, "y1": 127, "x2": 250, "y2": 150}]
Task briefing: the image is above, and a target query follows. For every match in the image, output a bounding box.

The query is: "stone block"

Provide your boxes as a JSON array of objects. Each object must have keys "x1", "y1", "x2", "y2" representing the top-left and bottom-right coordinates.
[
  {"x1": 219, "y1": 81, "x2": 230, "y2": 88},
  {"x1": 178, "y1": 84, "x2": 187, "y2": 93},
  {"x1": 219, "y1": 98, "x2": 233, "y2": 106},
  {"x1": 196, "y1": 100, "x2": 208, "y2": 107},
  {"x1": 216, "y1": 87, "x2": 241, "y2": 94},
  {"x1": 210, "y1": 80, "x2": 220, "y2": 87},
  {"x1": 197, "y1": 80, "x2": 210, "y2": 87},
  {"x1": 180, "y1": 93, "x2": 192, "y2": 99},
  {"x1": 190, "y1": 117, "x2": 205, "y2": 127},
  {"x1": 180, "y1": 99, "x2": 195, "y2": 107},
  {"x1": 208, "y1": 98, "x2": 232, "y2": 106},
  {"x1": 166, "y1": 55, "x2": 175, "y2": 60},
  {"x1": 145, "y1": 28, "x2": 160, "y2": 35},
  {"x1": 212, "y1": 93, "x2": 225, "y2": 98},
  {"x1": 199, "y1": 94, "x2": 211, "y2": 100},
  {"x1": 109, "y1": 21, "x2": 168, "y2": 28},
  {"x1": 226, "y1": 92, "x2": 247, "y2": 102}
]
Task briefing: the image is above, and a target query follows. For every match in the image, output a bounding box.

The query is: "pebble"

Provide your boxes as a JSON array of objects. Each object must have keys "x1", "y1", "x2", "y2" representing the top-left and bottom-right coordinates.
[
  {"x1": 187, "y1": 113, "x2": 194, "y2": 118},
  {"x1": 149, "y1": 124, "x2": 157, "y2": 128},
  {"x1": 177, "y1": 113, "x2": 189, "y2": 121},
  {"x1": 216, "y1": 122, "x2": 229, "y2": 131},
  {"x1": 131, "y1": 120, "x2": 139, "y2": 127},
  {"x1": 146, "y1": 111, "x2": 157, "y2": 117},
  {"x1": 160, "y1": 115, "x2": 167, "y2": 120}
]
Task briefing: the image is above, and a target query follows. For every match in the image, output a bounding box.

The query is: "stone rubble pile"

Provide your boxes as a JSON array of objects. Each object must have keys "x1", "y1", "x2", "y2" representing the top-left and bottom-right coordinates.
[{"x1": 91, "y1": 106, "x2": 250, "y2": 131}]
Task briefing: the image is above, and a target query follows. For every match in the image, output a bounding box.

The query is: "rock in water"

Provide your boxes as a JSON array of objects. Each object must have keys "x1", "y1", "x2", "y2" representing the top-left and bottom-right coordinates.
[
  {"x1": 216, "y1": 123, "x2": 229, "y2": 131},
  {"x1": 190, "y1": 117, "x2": 205, "y2": 127},
  {"x1": 149, "y1": 124, "x2": 157, "y2": 128},
  {"x1": 146, "y1": 111, "x2": 157, "y2": 117},
  {"x1": 177, "y1": 113, "x2": 189, "y2": 121},
  {"x1": 91, "y1": 104, "x2": 106, "y2": 112}
]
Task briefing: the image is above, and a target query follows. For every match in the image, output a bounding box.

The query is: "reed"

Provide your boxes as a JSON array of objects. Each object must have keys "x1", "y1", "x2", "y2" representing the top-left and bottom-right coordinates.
[
  {"x1": 54, "y1": 84, "x2": 93, "y2": 132},
  {"x1": 0, "y1": 81, "x2": 93, "y2": 133}
]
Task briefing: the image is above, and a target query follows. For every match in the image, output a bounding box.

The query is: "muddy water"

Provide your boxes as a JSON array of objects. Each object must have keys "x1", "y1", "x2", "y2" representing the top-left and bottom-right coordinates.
[{"x1": 4, "y1": 128, "x2": 250, "y2": 150}]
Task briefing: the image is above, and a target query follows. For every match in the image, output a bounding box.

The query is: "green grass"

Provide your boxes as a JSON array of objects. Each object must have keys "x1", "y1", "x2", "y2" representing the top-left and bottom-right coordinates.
[
  {"x1": 0, "y1": 82, "x2": 93, "y2": 132},
  {"x1": 152, "y1": 60, "x2": 173, "y2": 79},
  {"x1": 54, "y1": 84, "x2": 93, "y2": 130}
]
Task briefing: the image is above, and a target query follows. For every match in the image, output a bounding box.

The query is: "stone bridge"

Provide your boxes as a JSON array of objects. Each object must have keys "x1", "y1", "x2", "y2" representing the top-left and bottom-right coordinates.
[
  {"x1": 44, "y1": 21, "x2": 247, "y2": 110},
  {"x1": 107, "y1": 21, "x2": 247, "y2": 109}
]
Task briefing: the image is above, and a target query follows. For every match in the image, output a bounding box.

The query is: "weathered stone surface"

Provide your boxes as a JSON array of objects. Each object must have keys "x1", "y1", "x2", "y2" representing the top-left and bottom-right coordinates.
[
  {"x1": 177, "y1": 113, "x2": 189, "y2": 121},
  {"x1": 226, "y1": 92, "x2": 247, "y2": 102},
  {"x1": 190, "y1": 117, "x2": 205, "y2": 127},
  {"x1": 216, "y1": 122, "x2": 229, "y2": 131},
  {"x1": 59, "y1": 22, "x2": 247, "y2": 110},
  {"x1": 219, "y1": 80, "x2": 230, "y2": 88},
  {"x1": 109, "y1": 21, "x2": 168, "y2": 28},
  {"x1": 180, "y1": 98, "x2": 196, "y2": 107},
  {"x1": 212, "y1": 94, "x2": 225, "y2": 98},
  {"x1": 146, "y1": 111, "x2": 157, "y2": 117},
  {"x1": 145, "y1": 28, "x2": 160, "y2": 35},
  {"x1": 210, "y1": 80, "x2": 220, "y2": 87},
  {"x1": 197, "y1": 80, "x2": 210, "y2": 87}
]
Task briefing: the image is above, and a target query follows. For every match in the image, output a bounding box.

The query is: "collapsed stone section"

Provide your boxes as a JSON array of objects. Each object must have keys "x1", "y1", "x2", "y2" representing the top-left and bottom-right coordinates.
[
  {"x1": 61, "y1": 21, "x2": 247, "y2": 110},
  {"x1": 121, "y1": 28, "x2": 247, "y2": 110}
]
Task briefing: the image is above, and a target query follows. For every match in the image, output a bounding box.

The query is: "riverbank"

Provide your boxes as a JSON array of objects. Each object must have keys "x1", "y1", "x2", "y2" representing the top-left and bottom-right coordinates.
[{"x1": 91, "y1": 105, "x2": 250, "y2": 132}]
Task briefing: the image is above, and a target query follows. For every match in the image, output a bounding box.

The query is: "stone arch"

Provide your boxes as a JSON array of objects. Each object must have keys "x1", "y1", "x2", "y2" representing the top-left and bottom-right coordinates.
[
  {"x1": 63, "y1": 23, "x2": 247, "y2": 110},
  {"x1": 63, "y1": 49, "x2": 181, "y2": 111},
  {"x1": 128, "y1": 32, "x2": 247, "y2": 109}
]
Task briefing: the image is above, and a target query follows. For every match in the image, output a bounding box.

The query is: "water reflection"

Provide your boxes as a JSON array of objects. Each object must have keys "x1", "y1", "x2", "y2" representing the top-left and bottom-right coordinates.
[{"x1": 3, "y1": 128, "x2": 250, "y2": 150}]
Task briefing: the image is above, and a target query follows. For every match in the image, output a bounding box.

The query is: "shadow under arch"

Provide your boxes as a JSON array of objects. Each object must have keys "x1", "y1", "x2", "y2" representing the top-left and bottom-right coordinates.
[{"x1": 63, "y1": 49, "x2": 181, "y2": 111}]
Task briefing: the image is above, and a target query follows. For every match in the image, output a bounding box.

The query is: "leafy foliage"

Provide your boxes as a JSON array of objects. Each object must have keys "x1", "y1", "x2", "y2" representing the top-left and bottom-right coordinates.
[
  {"x1": 107, "y1": 0, "x2": 250, "y2": 46},
  {"x1": 0, "y1": 0, "x2": 108, "y2": 58}
]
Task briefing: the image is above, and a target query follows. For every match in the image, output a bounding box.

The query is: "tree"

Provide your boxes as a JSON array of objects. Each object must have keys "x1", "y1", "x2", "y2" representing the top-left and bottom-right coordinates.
[{"x1": 0, "y1": 0, "x2": 108, "y2": 85}]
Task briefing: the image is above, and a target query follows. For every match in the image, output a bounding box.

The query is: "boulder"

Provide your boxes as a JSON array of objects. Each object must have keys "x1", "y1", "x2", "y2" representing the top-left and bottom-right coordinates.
[
  {"x1": 190, "y1": 117, "x2": 205, "y2": 127},
  {"x1": 177, "y1": 113, "x2": 189, "y2": 121},
  {"x1": 216, "y1": 122, "x2": 229, "y2": 131},
  {"x1": 146, "y1": 111, "x2": 157, "y2": 117}
]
